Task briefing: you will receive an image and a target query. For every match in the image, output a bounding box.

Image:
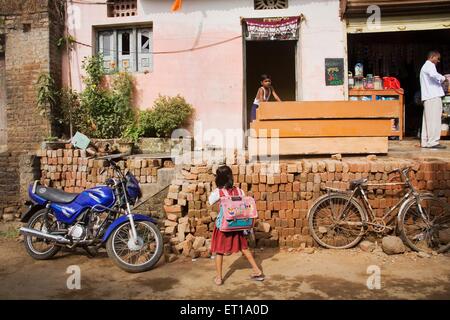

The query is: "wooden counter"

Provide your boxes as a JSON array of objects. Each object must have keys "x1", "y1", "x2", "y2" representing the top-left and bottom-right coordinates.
[
  {"x1": 348, "y1": 88, "x2": 404, "y2": 140},
  {"x1": 249, "y1": 100, "x2": 402, "y2": 156}
]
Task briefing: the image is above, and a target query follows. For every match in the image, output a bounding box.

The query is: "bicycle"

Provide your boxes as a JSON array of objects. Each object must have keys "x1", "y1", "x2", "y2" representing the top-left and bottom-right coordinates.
[{"x1": 308, "y1": 167, "x2": 450, "y2": 253}]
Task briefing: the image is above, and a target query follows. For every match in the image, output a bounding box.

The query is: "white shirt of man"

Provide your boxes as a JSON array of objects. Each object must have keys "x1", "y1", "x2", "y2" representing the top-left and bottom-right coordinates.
[{"x1": 420, "y1": 60, "x2": 446, "y2": 101}]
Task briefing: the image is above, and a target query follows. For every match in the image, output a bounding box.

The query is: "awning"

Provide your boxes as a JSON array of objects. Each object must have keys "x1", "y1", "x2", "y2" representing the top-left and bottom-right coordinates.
[
  {"x1": 340, "y1": 0, "x2": 450, "y2": 18},
  {"x1": 242, "y1": 16, "x2": 302, "y2": 41},
  {"x1": 346, "y1": 13, "x2": 450, "y2": 33}
]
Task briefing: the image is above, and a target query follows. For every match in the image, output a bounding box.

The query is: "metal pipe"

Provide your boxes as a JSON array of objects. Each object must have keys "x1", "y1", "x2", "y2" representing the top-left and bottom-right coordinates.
[{"x1": 20, "y1": 227, "x2": 71, "y2": 244}]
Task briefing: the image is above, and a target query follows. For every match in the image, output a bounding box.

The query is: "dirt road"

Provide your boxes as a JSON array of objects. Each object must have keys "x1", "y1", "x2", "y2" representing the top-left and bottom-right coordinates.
[{"x1": 1, "y1": 236, "x2": 450, "y2": 300}]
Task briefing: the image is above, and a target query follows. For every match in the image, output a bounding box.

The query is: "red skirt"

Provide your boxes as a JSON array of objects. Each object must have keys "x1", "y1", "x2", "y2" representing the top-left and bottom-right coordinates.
[{"x1": 210, "y1": 226, "x2": 248, "y2": 255}]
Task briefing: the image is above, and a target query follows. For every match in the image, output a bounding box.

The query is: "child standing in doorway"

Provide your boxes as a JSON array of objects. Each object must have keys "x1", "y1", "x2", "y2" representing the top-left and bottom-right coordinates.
[
  {"x1": 250, "y1": 74, "x2": 282, "y2": 121},
  {"x1": 209, "y1": 165, "x2": 264, "y2": 286}
]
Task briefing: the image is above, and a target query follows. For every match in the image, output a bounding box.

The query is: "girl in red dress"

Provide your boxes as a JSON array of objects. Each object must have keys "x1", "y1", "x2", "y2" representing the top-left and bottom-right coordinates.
[{"x1": 209, "y1": 165, "x2": 264, "y2": 285}]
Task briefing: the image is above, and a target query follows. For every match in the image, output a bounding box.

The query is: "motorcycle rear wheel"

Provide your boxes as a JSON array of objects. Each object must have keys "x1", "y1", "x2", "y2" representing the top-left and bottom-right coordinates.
[{"x1": 24, "y1": 209, "x2": 61, "y2": 260}]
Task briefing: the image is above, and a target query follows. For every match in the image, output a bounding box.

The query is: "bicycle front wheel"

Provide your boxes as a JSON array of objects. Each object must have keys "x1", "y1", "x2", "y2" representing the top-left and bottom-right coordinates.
[
  {"x1": 399, "y1": 195, "x2": 450, "y2": 253},
  {"x1": 308, "y1": 194, "x2": 366, "y2": 249}
]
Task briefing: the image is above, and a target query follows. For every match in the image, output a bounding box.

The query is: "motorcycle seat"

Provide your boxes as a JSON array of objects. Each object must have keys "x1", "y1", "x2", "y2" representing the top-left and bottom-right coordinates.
[{"x1": 34, "y1": 184, "x2": 78, "y2": 203}]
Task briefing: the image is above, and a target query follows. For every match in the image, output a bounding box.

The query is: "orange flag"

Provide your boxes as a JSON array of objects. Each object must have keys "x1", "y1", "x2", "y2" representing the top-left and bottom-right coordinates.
[{"x1": 171, "y1": 0, "x2": 182, "y2": 11}]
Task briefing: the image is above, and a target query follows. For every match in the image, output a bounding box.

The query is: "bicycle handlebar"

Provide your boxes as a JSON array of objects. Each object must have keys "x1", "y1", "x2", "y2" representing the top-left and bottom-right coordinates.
[
  {"x1": 387, "y1": 167, "x2": 413, "y2": 185},
  {"x1": 387, "y1": 167, "x2": 411, "y2": 176}
]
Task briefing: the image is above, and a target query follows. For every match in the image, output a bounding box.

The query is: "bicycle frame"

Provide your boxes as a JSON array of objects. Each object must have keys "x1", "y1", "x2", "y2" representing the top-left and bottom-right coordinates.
[
  {"x1": 331, "y1": 167, "x2": 431, "y2": 231},
  {"x1": 357, "y1": 186, "x2": 412, "y2": 230}
]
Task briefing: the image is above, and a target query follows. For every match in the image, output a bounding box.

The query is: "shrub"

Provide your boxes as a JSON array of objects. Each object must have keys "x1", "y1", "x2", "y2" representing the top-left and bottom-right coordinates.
[
  {"x1": 137, "y1": 110, "x2": 156, "y2": 137},
  {"x1": 144, "y1": 95, "x2": 194, "y2": 138},
  {"x1": 122, "y1": 124, "x2": 144, "y2": 143},
  {"x1": 79, "y1": 55, "x2": 135, "y2": 139}
]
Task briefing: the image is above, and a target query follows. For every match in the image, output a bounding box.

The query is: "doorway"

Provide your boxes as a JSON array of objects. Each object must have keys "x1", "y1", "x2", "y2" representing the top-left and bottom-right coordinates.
[
  {"x1": 244, "y1": 40, "x2": 297, "y2": 130},
  {"x1": 348, "y1": 29, "x2": 450, "y2": 137}
]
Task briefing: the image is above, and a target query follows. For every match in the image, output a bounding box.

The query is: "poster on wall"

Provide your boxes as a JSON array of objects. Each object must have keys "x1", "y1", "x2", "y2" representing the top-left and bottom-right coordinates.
[{"x1": 325, "y1": 58, "x2": 344, "y2": 86}]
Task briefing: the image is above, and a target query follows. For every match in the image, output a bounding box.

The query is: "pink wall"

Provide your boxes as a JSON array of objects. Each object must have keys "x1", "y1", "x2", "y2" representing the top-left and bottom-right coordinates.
[{"x1": 64, "y1": 0, "x2": 346, "y2": 146}]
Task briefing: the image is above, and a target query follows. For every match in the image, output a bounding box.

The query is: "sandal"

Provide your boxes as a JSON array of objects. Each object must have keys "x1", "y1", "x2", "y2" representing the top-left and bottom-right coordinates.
[
  {"x1": 214, "y1": 276, "x2": 223, "y2": 286},
  {"x1": 250, "y1": 272, "x2": 265, "y2": 281}
]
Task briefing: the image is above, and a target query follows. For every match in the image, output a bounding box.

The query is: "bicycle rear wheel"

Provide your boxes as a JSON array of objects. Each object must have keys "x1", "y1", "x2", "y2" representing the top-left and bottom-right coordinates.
[
  {"x1": 399, "y1": 195, "x2": 450, "y2": 253},
  {"x1": 308, "y1": 194, "x2": 366, "y2": 249}
]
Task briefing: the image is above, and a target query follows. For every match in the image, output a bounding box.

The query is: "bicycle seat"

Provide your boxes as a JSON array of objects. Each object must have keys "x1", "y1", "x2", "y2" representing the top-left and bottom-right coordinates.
[{"x1": 350, "y1": 178, "x2": 368, "y2": 189}]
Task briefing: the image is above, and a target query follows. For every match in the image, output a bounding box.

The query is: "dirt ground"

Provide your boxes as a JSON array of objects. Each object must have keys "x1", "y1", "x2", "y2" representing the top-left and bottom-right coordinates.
[{"x1": 1, "y1": 228, "x2": 450, "y2": 300}]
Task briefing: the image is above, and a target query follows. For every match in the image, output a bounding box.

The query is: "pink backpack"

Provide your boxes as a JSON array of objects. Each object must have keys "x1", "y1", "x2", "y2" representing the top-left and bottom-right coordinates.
[{"x1": 215, "y1": 188, "x2": 258, "y2": 232}]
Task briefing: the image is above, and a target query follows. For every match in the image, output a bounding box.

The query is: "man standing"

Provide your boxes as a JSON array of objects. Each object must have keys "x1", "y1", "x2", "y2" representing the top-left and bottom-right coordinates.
[{"x1": 420, "y1": 51, "x2": 447, "y2": 149}]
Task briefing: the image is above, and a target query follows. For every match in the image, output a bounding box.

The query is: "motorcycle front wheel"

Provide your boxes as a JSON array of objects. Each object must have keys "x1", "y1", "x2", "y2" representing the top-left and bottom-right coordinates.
[{"x1": 106, "y1": 220, "x2": 163, "y2": 273}]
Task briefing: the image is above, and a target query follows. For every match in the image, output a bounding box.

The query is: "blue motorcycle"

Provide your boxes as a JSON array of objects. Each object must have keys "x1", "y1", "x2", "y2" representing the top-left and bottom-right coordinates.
[{"x1": 19, "y1": 154, "x2": 163, "y2": 273}]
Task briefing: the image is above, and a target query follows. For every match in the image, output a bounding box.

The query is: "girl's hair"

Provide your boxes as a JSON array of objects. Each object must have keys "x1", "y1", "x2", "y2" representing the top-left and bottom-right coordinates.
[
  {"x1": 260, "y1": 74, "x2": 271, "y2": 82},
  {"x1": 215, "y1": 165, "x2": 234, "y2": 189}
]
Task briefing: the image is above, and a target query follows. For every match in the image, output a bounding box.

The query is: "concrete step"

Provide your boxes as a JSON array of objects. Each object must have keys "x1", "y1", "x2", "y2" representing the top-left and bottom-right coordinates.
[{"x1": 139, "y1": 167, "x2": 175, "y2": 199}]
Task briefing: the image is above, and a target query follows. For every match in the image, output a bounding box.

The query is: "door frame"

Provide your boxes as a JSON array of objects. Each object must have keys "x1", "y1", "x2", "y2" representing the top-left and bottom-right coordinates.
[{"x1": 242, "y1": 37, "x2": 299, "y2": 133}]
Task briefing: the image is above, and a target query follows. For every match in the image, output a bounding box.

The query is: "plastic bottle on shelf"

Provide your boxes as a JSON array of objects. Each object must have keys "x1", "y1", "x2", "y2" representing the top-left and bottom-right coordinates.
[
  {"x1": 355, "y1": 63, "x2": 364, "y2": 77},
  {"x1": 348, "y1": 72, "x2": 354, "y2": 89},
  {"x1": 366, "y1": 74, "x2": 374, "y2": 89},
  {"x1": 374, "y1": 76, "x2": 383, "y2": 90}
]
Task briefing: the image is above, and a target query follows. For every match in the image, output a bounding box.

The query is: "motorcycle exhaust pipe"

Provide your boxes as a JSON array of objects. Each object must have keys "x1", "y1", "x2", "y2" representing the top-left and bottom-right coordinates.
[{"x1": 20, "y1": 227, "x2": 71, "y2": 244}]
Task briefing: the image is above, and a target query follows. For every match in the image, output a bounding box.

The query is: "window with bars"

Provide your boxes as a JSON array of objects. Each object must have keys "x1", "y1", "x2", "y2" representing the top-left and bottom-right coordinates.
[
  {"x1": 107, "y1": 0, "x2": 137, "y2": 18},
  {"x1": 97, "y1": 27, "x2": 152, "y2": 73},
  {"x1": 254, "y1": 0, "x2": 288, "y2": 10}
]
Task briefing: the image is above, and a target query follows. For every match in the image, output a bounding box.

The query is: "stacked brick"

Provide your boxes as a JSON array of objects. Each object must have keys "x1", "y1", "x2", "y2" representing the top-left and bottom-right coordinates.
[
  {"x1": 36, "y1": 145, "x2": 167, "y2": 193},
  {"x1": 0, "y1": 153, "x2": 19, "y2": 221},
  {"x1": 164, "y1": 212, "x2": 213, "y2": 260},
  {"x1": 163, "y1": 157, "x2": 450, "y2": 251}
]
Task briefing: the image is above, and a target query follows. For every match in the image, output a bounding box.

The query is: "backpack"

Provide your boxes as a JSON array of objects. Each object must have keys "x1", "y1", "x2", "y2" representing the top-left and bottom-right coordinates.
[{"x1": 215, "y1": 188, "x2": 258, "y2": 232}]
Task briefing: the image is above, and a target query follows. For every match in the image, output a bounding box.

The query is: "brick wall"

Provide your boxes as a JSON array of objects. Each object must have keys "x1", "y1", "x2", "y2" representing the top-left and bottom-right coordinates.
[
  {"x1": 162, "y1": 157, "x2": 450, "y2": 256},
  {"x1": 36, "y1": 146, "x2": 165, "y2": 193},
  {"x1": 0, "y1": 0, "x2": 64, "y2": 220}
]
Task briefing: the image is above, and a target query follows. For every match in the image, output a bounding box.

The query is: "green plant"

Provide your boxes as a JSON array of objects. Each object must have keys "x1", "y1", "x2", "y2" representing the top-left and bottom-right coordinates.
[
  {"x1": 79, "y1": 55, "x2": 135, "y2": 139},
  {"x1": 44, "y1": 136, "x2": 58, "y2": 142},
  {"x1": 35, "y1": 55, "x2": 136, "y2": 140},
  {"x1": 82, "y1": 53, "x2": 105, "y2": 86},
  {"x1": 144, "y1": 95, "x2": 194, "y2": 138},
  {"x1": 122, "y1": 124, "x2": 144, "y2": 143},
  {"x1": 137, "y1": 110, "x2": 157, "y2": 137},
  {"x1": 36, "y1": 73, "x2": 58, "y2": 118},
  {"x1": 36, "y1": 73, "x2": 60, "y2": 137},
  {"x1": 58, "y1": 87, "x2": 81, "y2": 137},
  {"x1": 57, "y1": 34, "x2": 76, "y2": 50},
  {"x1": 0, "y1": 226, "x2": 20, "y2": 239}
]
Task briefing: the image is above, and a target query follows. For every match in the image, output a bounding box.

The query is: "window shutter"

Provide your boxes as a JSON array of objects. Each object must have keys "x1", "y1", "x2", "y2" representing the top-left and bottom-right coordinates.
[
  {"x1": 98, "y1": 31, "x2": 116, "y2": 72},
  {"x1": 137, "y1": 28, "x2": 152, "y2": 72},
  {"x1": 118, "y1": 29, "x2": 136, "y2": 72}
]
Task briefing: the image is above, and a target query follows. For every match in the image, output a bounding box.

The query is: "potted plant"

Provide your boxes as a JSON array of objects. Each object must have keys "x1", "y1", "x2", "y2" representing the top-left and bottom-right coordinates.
[{"x1": 118, "y1": 125, "x2": 143, "y2": 155}]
